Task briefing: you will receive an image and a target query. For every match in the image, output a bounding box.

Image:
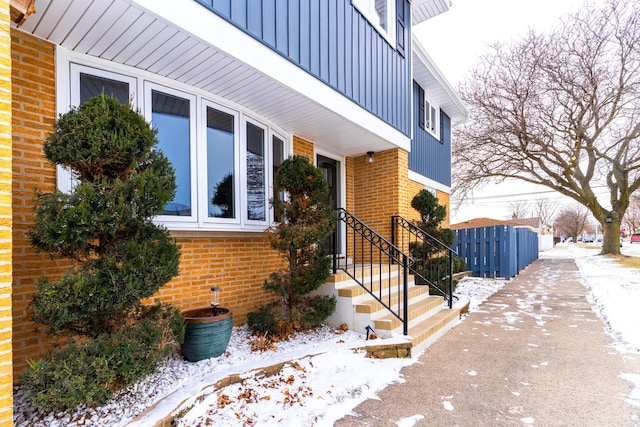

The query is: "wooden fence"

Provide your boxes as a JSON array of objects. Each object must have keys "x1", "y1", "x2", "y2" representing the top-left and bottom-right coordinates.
[{"x1": 453, "y1": 225, "x2": 538, "y2": 278}]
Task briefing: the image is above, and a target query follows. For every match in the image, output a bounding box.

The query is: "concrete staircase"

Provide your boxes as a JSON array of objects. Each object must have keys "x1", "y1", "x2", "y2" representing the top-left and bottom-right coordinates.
[{"x1": 316, "y1": 264, "x2": 468, "y2": 356}]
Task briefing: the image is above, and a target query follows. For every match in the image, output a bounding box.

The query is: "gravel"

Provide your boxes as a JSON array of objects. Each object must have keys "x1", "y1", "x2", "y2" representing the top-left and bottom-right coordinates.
[{"x1": 14, "y1": 325, "x2": 356, "y2": 427}]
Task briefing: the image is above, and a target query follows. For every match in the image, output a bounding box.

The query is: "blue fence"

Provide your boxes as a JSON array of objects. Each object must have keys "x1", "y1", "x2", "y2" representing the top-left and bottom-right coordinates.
[{"x1": 453, "y1": 226, "x2": 539, "y2": 278}]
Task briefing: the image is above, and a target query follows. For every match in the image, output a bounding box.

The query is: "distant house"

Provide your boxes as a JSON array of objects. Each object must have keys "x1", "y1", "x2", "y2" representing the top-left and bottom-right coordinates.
[{"x1": 1, "y1": 0, "x2": 468, "y2": 420}]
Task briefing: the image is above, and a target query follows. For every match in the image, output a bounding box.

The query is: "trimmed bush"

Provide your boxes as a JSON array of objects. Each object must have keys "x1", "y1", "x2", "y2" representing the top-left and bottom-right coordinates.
[
  {"x1": 248, "y1": 156, "x2": 336, "y2": 338},
  {"x1": 23, "y1": 95, "x2": 183, "y2": 411}
]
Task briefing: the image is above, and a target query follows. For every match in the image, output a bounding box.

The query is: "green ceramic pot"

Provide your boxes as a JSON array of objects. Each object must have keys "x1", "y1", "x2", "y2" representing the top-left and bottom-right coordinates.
[{"x1": 181, "y1": 307, "x2": 233, "y2": 362}]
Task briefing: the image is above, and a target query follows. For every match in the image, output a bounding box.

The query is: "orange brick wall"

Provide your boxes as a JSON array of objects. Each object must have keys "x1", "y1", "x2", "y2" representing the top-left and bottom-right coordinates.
[
  {"x1": 352, "y1": 148, "x2": 407, "y2": 239},
  {"x1": 435, "y1": 190, "x2": 451, "y2": 227},
  {"x1": 0, "y1": 2, "x2": 12, "y2": 424},
  {"x1": 8, "y1": 29, "x2": 286, "y2": 377},
  {"x1": 11, "y1": 30, "x2": 63, "y2": 378},
  {"x1": 154, "y1": 232, "x2": 283, "y2": 324},
  {"x1": 293, "y1": 136, "x2": 314, "y2": 161}
]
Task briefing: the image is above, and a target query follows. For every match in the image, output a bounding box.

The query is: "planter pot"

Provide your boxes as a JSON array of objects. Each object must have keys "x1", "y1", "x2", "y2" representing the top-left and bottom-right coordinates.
[{"x1": 181, "y1": 307, "x2": 233, "y2": 362}]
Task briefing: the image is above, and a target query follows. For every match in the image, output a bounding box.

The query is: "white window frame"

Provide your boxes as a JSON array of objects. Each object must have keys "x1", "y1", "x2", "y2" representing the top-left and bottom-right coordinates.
[
  {"x1": 59, "y1": 65, "x2": 138, "y2": 192},
  {"x1": 200, "y1": 100, "x2": 241, "y2": 227},
  {"x1": 269, "y1": 129, "x2": 288, "y2": 225},
  {"x1": 352, "y1": 0, "x2": 396, "y2": 47},
  {"x1": 144, "y1": 82, "x2": 198, "y2": 225},
  {"x1": 241, "y1": 115, "x2": 270, "y2": 228},
  {"x1": 58, "y1": 52, "x2": 292, "y2": 232},
  {"x1": 425, "y1": 98, "x2": 440, "y2": 140}
]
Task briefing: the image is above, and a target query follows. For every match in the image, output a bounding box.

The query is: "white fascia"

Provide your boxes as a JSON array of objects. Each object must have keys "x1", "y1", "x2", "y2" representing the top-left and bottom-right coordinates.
[
  {"x1": 408, "y1": 170, "x2": 451, "y2": 194},
  {"x1": 133, "y1": 0, "x2": 410, "y2": 152}
]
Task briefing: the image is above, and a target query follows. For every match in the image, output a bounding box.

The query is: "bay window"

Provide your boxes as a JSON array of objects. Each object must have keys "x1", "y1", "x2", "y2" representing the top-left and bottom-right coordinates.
[{"x1": 65, "y1": 63, "x2": 289, "y2": 231}]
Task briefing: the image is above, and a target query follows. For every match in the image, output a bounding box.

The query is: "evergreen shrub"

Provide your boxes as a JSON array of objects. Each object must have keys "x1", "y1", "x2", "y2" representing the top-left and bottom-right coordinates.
[
  {"x1": 247, "y1": 156, "x2": 336, "y2": 338},
  {"x1": 22, "y1": 95, "x2": 183, "y2": 412}
]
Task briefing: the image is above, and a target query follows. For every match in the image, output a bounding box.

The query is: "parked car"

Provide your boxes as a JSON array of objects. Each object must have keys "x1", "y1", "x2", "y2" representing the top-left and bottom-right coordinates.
[
  {"x1": 583, "y1": 236, "x2": 595, "y2": 243},
  {"x1": 631, "y1": 233, "x2": 640, "y2": 244}
]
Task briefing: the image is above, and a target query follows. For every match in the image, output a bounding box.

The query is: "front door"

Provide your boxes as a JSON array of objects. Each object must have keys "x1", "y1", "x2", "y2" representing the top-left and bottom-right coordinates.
[{"x1": 317, "y1": 154, "x2": 340, "y2": 255}]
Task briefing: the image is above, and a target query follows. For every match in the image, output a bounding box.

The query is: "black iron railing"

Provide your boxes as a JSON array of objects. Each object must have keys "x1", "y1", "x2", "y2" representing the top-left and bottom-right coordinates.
[
  {"x1": 391, "y1": 215, "x2": 456, "y2": 308},
  {"x1": 332, "y1": 208, "x2": 410, "y2": 335}
]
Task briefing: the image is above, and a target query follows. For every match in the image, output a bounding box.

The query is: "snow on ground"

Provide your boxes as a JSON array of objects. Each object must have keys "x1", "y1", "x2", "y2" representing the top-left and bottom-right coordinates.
[{"x1": 14, "y1": 242, "x2": 640, "y2": 426}]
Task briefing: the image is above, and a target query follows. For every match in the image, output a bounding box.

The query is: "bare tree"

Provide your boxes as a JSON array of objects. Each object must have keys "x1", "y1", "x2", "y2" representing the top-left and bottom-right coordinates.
[
  {"x1": 624, "y1": 193, "x2": 640, "y2": 233},
  {"x1": 534, "y1": 198, "x2": 558, "y2": 229},
  {"x1": 453, "y1": 0, "x2": 640, "y2": 255},
  {"x1": 507, "y1": 201, "x2": 530, "y2": 220},
  {"x1": 554, "y1": 205, "x2": 590, "y2": 243}
]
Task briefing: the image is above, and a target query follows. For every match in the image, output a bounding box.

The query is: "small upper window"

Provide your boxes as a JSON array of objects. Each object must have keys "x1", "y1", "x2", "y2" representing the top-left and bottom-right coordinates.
[
  {"x1": 418, "y1": 84, "x2": 440, "y2": 140},
  {"x1": 425, "y1": 99, "x2": 439, "y2": 137},
  {"x1": 352, "y1": 0, "x2": 396, "y2": 46}
]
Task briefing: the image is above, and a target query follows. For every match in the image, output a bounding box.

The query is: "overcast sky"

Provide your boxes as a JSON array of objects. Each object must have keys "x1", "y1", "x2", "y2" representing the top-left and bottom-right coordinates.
[{"x1": 414, "y1": 0, "x2": 605, "y2": 223}]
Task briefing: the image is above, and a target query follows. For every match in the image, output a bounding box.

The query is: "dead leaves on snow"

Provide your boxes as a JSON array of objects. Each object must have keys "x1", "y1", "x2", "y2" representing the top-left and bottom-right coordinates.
[{"x1": 205, "y1": 366, "x2": 315, "y2": 425}]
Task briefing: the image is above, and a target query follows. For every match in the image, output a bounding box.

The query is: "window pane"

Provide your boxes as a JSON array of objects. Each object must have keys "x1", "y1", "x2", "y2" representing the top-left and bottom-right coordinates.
[
  {"x1": 207, "y1": 107, "x2": 235, "y2": 218},
  {"x1": 246, "y1": 123, "x2": 265, "y2": 221},
  {"x1": 152, "y1": 90, "x2": 191, "y2": 216},
  {"x1": 80, "y1": 73, "x2": 129, "y2": 104},
  {"x1": 272, "y1": 135, "x2": 285, "y2": 223}
]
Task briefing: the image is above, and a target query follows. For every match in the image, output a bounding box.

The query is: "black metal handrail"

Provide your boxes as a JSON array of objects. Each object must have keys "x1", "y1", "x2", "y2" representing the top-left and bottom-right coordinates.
[
  {"x1": 391, "y1": 215, "x2": 456, "y2": 308},
  {"x1": 332, "y1": 208, "x2": 410, "y2": 335}
]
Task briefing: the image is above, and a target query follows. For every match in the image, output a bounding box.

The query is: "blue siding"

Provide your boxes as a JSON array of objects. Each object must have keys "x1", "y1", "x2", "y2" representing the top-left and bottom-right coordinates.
[
  {"x1": 409, "y1": 81, "x2": 452, "y2": 186},
  {"x1": 193, "y1": 0, "x2": 411, "y2": 137}
]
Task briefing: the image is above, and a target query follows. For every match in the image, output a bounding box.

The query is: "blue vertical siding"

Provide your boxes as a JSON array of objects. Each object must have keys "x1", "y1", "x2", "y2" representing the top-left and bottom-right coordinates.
[
  {"x1": 193, "y1": 0, "x2": 411, "y2": 137},
  {"x1": 409, "y1": 81, "x2": 452, "y2": 186}
]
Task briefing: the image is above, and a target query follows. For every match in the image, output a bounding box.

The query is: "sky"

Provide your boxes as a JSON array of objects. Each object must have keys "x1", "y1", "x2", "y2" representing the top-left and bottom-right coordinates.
[{"x1": 413, "y1": 0, "x2": 605, "y2": 224}]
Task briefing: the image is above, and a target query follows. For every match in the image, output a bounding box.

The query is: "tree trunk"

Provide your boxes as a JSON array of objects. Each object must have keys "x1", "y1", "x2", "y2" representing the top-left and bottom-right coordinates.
[{"x1": 601, "y1": 219, "x2": 621, "y2": 255}]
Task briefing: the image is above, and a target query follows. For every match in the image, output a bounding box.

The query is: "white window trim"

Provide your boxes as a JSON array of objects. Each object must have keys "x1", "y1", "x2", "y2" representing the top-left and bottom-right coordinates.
[
  {"x1": 58, "y1": 64, "x2": 139, "y2": 193},
  {"x1": 268, "y1": 129, "x2": 288, "y2": 225},
  {"x1": 55, "y1": 49, "x2": 293, "y2": 233},
  {"x1": 352, "y1": 0, "x2": 397, "y2": 47},
  {"x1": 144, "y1": 82, "x2": 199, "y2": 225},
  {"x1": 425, "y1": 97, "x2": 440, "y2": 140},
  {"x1": 241, "y1": 115, "x2": 270, "y2": 228},
  {"x1": 199, "y1": 100, "x2": 241, "y2": 228}
]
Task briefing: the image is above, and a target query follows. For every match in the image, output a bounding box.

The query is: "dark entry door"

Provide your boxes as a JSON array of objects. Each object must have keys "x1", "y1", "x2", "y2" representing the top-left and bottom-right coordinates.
[{"x1": 317, "y1": 155, "x2": 340, "y2": 255}]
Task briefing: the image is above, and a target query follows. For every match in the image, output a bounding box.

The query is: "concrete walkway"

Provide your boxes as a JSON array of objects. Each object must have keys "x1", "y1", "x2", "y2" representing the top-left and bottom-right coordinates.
[{"x1": 335, "y1": 257, "x2": 640, "y2": 426}]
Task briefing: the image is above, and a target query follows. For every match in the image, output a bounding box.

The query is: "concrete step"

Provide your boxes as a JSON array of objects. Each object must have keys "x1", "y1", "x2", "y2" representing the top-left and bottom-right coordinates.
[
  {"x1": 373, "y1": 295, "x2": 444, "y2": 331},
  {"x1": 354, "y1": 284, "x2": 430, "y2": 314}
]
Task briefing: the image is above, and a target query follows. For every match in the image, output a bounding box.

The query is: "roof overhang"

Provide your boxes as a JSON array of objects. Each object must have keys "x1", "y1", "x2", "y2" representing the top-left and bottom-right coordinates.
[
  {"x1": 16, "y1": 0, "x2": 410, "y2": 157},
  {"x1": 412, "y1": 0, "x2": 453, "y2": 25},
  {"x1": 412, "y1": 35, "x2": 469, "y2": 125}
]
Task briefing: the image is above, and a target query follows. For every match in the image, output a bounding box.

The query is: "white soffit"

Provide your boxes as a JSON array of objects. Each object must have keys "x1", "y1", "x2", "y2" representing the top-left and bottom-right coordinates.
[
  {"x1": 412, "y1": 0, "x2": 452, "y2": 25},
  {"x1": 18, "y1": 0, "x2": 410, "y2": 157},
  {"x1": 412, "y1": 36, "x2": 469, "y2": 125}
]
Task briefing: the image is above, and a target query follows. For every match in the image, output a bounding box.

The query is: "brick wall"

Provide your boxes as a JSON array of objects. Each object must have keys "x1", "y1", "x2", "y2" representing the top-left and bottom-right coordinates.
[
  {"x1": 8, "y1": 29, "x2": 312, "y2": 377},
  {"x1": 11, "y1": 29, "x2": 62, "y2": 378},
  {"x1": 154, "y1": 232, "x2": 283, "y2": 325},
  {"x1": 292, "y1": 136, "x2": 314, "y2": 161},
  {"x1": 0, "y1": 2, "x2": 12, "y2": 424},
  {"x1": 352, "y1": 148, "x2": 407, "y2": 239}
]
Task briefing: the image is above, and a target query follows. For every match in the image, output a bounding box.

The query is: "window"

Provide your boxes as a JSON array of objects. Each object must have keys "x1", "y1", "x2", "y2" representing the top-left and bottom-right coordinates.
[
  {"x1": 272, "y1": 135, "x2": 285, "y2": 223},
  {"x1": 65, "y1": 64, "x2": 289, "y2": 231},
  {"x1": 352, "y1": 0, "x2": 396, "y2": 46},
  {"x1": 207, "y1": 106, "x2": 237, "y2": 219},
  {"x1": 426, "y1": 100, "x2": 439, "y2": 136},
  {"x1": 146, "y1": 85, "x2": 196, "y2": 221},
  {"x1": 418, "y1": 84, "x2": 440, "y2": 139},
  {"x1": 245, "y1": 120, "x2": 266, "y2": 222}
]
